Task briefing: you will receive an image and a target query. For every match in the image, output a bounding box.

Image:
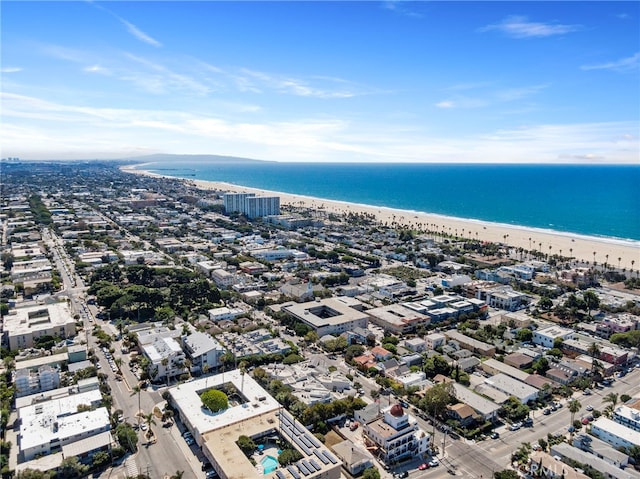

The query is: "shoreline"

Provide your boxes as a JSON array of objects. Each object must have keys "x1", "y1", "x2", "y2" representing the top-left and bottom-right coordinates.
[{"x1": 122, "y1": 164, "x2": 640, "y2": 269}]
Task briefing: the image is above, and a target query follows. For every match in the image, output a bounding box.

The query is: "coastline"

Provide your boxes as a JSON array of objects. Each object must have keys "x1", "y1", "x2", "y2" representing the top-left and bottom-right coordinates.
[{"x1": 122, "y1": 165, "x2": 640, "y2": 270}]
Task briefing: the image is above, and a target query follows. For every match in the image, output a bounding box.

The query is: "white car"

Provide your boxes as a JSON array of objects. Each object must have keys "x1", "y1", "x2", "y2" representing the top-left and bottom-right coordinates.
[{"x1": 586, "y1": 405, "x2": 593, "y2": 411}]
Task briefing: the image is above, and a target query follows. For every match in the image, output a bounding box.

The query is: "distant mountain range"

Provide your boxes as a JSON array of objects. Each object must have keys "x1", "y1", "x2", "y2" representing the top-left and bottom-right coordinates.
[{"x1": 121, "y1": 153, "x2": 270, "y2": 164}]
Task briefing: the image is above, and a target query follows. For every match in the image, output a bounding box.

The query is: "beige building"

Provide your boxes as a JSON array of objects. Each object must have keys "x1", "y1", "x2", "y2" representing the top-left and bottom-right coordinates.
[
  {"x1": 4, "y1": 302, "x2": 76, "y2": 350},
  {"x1": 283, "y1": 297, "x2": 369, "y2": 337},
  {"x1": 168, "y1": 371, "x2": 342, "y2": 479}
]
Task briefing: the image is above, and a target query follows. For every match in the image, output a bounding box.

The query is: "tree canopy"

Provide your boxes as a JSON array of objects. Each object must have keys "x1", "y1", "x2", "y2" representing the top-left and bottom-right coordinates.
[{"x1": 200, "y1": 389, "x2": 228, "y2": 413}]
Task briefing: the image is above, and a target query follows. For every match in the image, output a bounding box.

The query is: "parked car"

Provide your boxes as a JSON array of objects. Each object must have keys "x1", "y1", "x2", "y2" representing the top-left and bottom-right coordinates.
[
  {"x1": 509, "y1": 423, "x2": 521, "y2": 431},
  {"x1": 586, "y1": 405, "x2": 593, "y2": 411},
  {"x1": 428, "y1": 459, "x2": 439, "y2": 467},
  {"x1": 418, "y1": 464, "x2": 429, "y2": 470},
  {"x1": 490, "y1": 432, "x2": 500, "y2": 439},
  {"x1": 543, "y1": 409, "x2": 551, "y2": 415}
]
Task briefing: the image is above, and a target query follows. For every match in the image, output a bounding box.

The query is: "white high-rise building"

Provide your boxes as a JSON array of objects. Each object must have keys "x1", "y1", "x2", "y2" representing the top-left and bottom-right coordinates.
[
  {"x1": 223, "y1": 193, "x2": 255, "y2": 214},
  {"x1": 222, "y1": 193, "x2": 280, "y2": 218}
]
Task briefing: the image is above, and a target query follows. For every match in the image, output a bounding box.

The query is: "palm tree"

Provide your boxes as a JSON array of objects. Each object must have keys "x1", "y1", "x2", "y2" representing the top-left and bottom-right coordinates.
[
  {"x1": 568, "y1": 399, "x2": 581, "y2": 439},
  {"x1": 588, "y1": 342, "x2": 601, "y2": 386},
  {"x1": 604, "y1": 392, "x2": 619, "y2": 409},
  {"x1": 170, "y1": 471, "x2": 184, "y2": 479},
  {"x1": 114, "y1": 357, "x2": 123, "y2": 373},
  {"x1": 130, "y1": 385, "x2": 142, "y2": 426},
  {"x1": 143, "y1": 412, "x2": 157, "y2": 443}
]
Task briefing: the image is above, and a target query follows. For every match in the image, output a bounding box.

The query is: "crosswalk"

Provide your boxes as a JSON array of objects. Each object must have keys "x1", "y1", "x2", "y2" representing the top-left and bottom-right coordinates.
[{"x1": 125, "y1": 458, "x2": 138, "y2": 477}]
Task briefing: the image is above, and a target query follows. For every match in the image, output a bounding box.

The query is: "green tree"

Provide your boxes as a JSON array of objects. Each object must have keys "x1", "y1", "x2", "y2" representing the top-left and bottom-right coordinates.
[
  {"x1": 568, "y1": 399, "x2": 581, "y2": 439},
  {"x1": 583, "y1": 291, "x2": 600, "y2": 317},
  {"x1": 237, "y1": 435, "x2": 256, "y2": 454},
  {"x1": 59, "y1": 456, "x2": 89, "y2": 478},
  {"x1": 588, "y1": 342, "x2": 601, "y2": 385},
  {"x1": 363, "y1": 467, "x2": 381, "y2": 479},
  {"x1": 200, "y1": 389, "x2": 228, "y2": 412},
  {"x1": 419, "y1": 382, "x2": 453, "y2": 433},
  {"x1": 115, "y1": 423, "x2": 138, "y2": 453},
  {"x1": 143, "y1": 412, "x2": 157, "y2": 442},
  {"x1": 16, "y1": 470, "x2": 52, "y2": 479},
  {"x1": 494, "y1": 470, "x2": 519, "y2": 479},
  {"x1": 92, "y1": 450, "x2": 110, "y2": 469},
  {"x1": 130, "y1": 385, "x2": 142, "y2": 426},
  {"x1": 537, "y1": 297, "x2": 553, "y2": 311},
  {"x1": 516, "y1": 328, "x2": 533, "y2": 343},
  {"x1": 278, "y1": 449, "x2": 303, "y2": 466}
]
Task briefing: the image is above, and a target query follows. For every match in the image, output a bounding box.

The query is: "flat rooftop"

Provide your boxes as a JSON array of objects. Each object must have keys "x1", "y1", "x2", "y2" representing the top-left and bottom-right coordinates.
[
  {"x1": 168, "y1": 369, "x2": 281, "y2": 436},
  {"x1": 283, "y1": 297, "x2": 369, "y2": 328}
]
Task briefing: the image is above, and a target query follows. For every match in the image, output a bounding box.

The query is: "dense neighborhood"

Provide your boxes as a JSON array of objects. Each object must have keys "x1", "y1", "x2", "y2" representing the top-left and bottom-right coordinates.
[{"x1": 1, "y1": 160, "x2": 640, "y2": 479}]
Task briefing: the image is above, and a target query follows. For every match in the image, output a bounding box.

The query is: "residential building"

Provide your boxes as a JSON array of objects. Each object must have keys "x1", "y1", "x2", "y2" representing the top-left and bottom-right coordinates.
[
  {"x1": 533, "y1": 325, "x2": 575, "y2": 348},
  {"x1": 591, "y1": 417, "x2": 640, "y2": 450},
  {"x1": 425, "y1": 333, "x2": 446, "y2": 351},
  {"x1": 482, "y1": 373, "x2": 539, "y2": 404},
  {"x1": 613, "y1": 405, "x2": 640, "y2": 432},
  {"x1": 528, "y1": 451, "x2": 590, "y2": 479},
  {"x1": 282, "y1": 297, "x2": 369, "y2": 337},
  {"x1": 572, "y1": 433, "x2": 630, "y2": 468},
  {"x1": 332, "y1": 440, "x2": 375, "y2": 476},
  {"x1": 550, "y1": 443, "x2": 637, "y2": 479},
  {"x1": 14, "y1": 365, "x2": 60, "y2": 398},
  {"x1": 367, "y1": 304, "x2": 430, "y2": 334},
  {"x1": 142, "y1": 336, "x2": 187, "y2": 381},
  {"x1": 207, "y1": 306, "x2": 244, "y2": 322},
  {"x1": 361, "y1": 404, "x2": 431, "y2": 465},
  {"x1": 4, "y1": 302, "x2": 76, "y2": 350},
  {"x1": 444, "y1": 330, "x2": 495, "y2": 357},
  {"x1": 168, "y1": 371, "x2": 341, "y2": 479},
  {"x1": 182, "y1": 332, "x2": 226, "y2": 373}
]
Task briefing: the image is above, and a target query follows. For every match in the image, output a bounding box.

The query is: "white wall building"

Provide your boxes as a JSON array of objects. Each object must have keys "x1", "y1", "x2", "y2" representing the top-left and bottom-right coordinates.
[
  {"x1": 533, "y1": 326, "x2": 575, "y2": 348},
  {"x1": 591, "y1": 417, "x2": 640, "y2": 450},
  {"x1": 15, "y1": 365, "x2": 60, "y2": 398},
  {"x1": 207, "y1": 306, "x2": 244, "y2": 322},
  {"x1": 362, "y1": 404, "x2": 431, "y2": 465},
  {"x1": 142, "y1": 336, "x2": 187, "y2": 381},
  {"x1": 182, "y1": 332, "x2": 226, "y2": 373}
]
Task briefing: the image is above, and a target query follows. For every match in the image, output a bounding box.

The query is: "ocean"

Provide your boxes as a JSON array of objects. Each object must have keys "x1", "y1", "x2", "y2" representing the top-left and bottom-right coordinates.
[{"x1": 144, "y1": 162, "x2": 640, "y2": 242}]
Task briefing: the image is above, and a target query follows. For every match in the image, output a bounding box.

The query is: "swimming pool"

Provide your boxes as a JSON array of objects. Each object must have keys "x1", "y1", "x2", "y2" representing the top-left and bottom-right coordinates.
[{"x1": 261, "y1": 455, "x2": 279, "y2": 474}]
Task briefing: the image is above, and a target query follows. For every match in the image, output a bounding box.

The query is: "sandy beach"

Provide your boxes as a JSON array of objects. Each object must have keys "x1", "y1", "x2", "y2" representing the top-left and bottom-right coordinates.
[{"x1": 123, "y1": 165, "x2": 640, "y2": 270}]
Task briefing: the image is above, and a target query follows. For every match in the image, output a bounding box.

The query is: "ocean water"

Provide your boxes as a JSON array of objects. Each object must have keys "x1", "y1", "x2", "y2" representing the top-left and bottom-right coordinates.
[{"x1": 145, "y1": 162, "x2": 640, "y2": 241}]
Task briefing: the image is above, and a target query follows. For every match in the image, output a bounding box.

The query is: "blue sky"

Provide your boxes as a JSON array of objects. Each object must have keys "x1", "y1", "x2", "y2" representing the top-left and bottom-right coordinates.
[{"x1": 1, "y1": 1, "x2": 638, "y2": 163}]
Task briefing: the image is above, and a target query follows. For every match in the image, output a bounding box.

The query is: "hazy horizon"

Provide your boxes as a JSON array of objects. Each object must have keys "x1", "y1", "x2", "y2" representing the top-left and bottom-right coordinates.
[{"x1": 2, "y1": 1, "x2": 638, "y2": 164}]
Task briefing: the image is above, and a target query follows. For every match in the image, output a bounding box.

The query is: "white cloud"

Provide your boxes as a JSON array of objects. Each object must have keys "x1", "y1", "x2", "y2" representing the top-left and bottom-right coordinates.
[
  {"x1": 435, "y1": 83, "x2": 547, "y2": 110},
  {"x1": 480, "y1": 15, "x2": 581, "y2": 38},
  {"x1": 119, "y1": 19, "x2": 162, "y2": 47},
  {"x1": 238, "y1": 68, "x2": 362, "y2": 98},
  {"x1": 1, "y1": 67, "x2": 22, "y2": 73},
  {"x1": 435, "y1": 101, "x2": 455, "y2": 109},
  {"x1": 581, "y1": 52, "x2": 640, "y2": 73},
  {"x1": 92, "y1": 2, "x2": 161, "y2": 47},
  {"x1": 382, "y1": 1, "x2": 423, "y2": 19},
  {"x1": 2, "y1": 92, "x2": 637, "y2": 164},
  {"x1": 83, "y1": 64, "x2": 111, "y2": 75}
]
